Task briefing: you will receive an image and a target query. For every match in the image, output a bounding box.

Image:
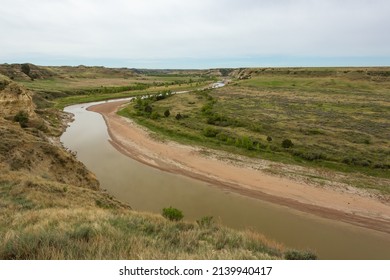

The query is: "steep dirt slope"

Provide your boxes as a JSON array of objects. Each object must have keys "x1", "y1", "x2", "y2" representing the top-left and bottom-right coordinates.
[
  {"x1": 0, "y1": 74, "x2": 36, "y2": 118},
  {"x1": 0, "y1": 74, "x2": 98, "y2": 188}
]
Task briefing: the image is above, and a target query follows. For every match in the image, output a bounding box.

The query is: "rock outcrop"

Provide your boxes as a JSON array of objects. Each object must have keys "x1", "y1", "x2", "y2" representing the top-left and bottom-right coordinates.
[{"x1": 0, "y1": 74, "x2": 36, "y2": 119}]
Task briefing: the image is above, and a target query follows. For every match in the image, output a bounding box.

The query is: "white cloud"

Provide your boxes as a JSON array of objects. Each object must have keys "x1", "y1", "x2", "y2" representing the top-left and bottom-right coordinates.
[{"x1": 1, "y1": 0, "x2": 389, "y2": 66}]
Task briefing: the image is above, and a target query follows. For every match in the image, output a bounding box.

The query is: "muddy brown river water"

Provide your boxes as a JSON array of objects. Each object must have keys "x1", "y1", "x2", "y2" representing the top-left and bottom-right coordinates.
[{"x1": 61, "y1": 101, "x2": 390, "y2": 259}]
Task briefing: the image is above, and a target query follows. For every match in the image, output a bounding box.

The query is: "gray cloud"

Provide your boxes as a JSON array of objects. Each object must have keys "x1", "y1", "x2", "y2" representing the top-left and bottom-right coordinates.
[{"x1": 1, "y1": 0, "x2": 389, "y2": 66}]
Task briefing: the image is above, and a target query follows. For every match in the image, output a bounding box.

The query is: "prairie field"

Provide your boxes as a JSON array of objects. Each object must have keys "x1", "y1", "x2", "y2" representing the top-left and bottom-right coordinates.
[{"x1": 119, "y1": 68, "x2": 390, "y2": 194}]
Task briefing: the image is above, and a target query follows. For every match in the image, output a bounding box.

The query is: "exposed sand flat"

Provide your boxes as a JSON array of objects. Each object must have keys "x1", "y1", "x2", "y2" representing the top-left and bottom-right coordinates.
[{"x1": 89, "y1": 100, "x2": 390, "y2": 234}]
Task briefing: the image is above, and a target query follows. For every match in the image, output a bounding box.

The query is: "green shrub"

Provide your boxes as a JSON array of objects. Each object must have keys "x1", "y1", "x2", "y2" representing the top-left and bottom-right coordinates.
[
  {"x1": 164, "y1": 109, "x2": 170, "y2": 117},
  {"x1": 133, "y1": 97, "x2": 144, "y2": 110},
  {"x1": 0, "y1": 80, "x2": 8, "y2": 90},
  {"x1": 201, "y1": 100, "x2": 216, "y2": 115},
  {"x1": 282, "y1": 139, "x2": 294, "y2": 148},
  {"x1": 226, "y1": 137, "x2": 236, "y2": 145},
  {"x1": 284, "y1": 250, "x2": 317, "y2": 260},
  {"x1": 196, "y1": 216, "x2": 214, "y2": 228},
  {"x1": 14, "y1": 111, "x2": 29, "y2": 128},
  {"x1": 162, "y1": 207, "x2": 184, "y2": 221},
  {"x1": 203, "y1": 127, "x2": 219, "y2": 137},
  {"x1": 241, "y1": 136, "x2": 254, "y2": 150},
  {"x1": 342, "y1": 157, "x2": 372, "y2": 167},
  {"x1": 216, "y1": 132, "x2": 228, "y2": 142},
  {"x1": 21, "y1": 63, "x2": 31, "y2": 76},
  {"x1": 293, "y1": 150, "x2": 327, "y2": 161},
  {"x1": 150, "y1": 112, "x2": 160, "y2": 120},
  {"x1": 235, "y1": 136, "x2": 254, "y2": 150},
  {"x1": 206, "y1": 114, "x2": 230, "y2": 126},
  {"x1": 254, "y1": 141, "x2": 267, "y2": 150},
  {"x1": 144, "y1": 105, "x2": 153, "y2": 113},
  {"x1": 267, "y1": 136, "x2": 273, "y2": 142}
]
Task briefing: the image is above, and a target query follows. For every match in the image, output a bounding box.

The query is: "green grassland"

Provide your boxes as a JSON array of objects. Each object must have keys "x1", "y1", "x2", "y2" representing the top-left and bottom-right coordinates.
[{"x1": 118, "y1": 68, "x2": 390, "y2": 194}]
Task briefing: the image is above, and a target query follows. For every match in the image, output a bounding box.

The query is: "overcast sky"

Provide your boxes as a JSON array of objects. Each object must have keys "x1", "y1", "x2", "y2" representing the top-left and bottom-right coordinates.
[{"x1": 1, "y1": 0, "x2": 389, "y2": 68}]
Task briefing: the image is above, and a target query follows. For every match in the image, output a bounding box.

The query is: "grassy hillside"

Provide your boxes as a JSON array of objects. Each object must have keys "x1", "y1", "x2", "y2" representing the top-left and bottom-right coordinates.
[
  {"x1": 118, "y1": 68, "x2": 390, "y2": 195},
  {"x1": 1, "y1": 67, "x2": 308, "y2": 260},
  {"x1": 0, "y1": 175, "x2": 290, "y2": 259}
]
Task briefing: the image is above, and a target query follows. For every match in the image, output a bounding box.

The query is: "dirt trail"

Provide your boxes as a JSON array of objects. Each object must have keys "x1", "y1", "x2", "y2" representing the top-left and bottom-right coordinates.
[{"x1": 89, "y1": 100, "x2": 390, "y2": 234}]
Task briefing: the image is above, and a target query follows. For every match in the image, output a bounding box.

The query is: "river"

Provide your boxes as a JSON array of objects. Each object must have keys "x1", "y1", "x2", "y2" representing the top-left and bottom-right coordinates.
[{"x1": 61, "y1": 100, "x2": 390, "y2": 259}]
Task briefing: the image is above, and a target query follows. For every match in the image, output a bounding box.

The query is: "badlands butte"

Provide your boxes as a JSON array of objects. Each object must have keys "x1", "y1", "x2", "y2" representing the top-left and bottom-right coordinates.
[{"x1": 0, "y1": 63, "x2": 389, "y2": 259}]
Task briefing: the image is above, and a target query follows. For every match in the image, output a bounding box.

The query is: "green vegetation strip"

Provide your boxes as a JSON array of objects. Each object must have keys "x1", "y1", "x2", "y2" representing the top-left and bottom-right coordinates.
[{"x1": 50, "y1": 83, "x2": 208, "y2": 109}]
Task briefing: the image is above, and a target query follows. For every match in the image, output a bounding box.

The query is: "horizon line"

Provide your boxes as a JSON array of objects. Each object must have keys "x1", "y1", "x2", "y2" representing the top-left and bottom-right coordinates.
[{"x1": 1, "y1": 61, "x2": 390, "y2": 71}]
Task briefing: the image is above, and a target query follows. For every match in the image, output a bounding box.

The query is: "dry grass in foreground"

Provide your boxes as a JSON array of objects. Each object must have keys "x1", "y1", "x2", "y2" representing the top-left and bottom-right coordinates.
[{"x1": 0, "y1": 176, "x2": 307, "y2": 260}]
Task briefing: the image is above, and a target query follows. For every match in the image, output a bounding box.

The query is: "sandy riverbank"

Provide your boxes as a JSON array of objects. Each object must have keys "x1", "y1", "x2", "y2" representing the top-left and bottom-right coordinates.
[{"x1": 88, "y1": 100, "x2": 390, "y2": 234}]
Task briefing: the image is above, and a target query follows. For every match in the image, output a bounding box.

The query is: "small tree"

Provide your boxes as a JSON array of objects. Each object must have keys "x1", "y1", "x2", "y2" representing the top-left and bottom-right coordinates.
[
  {"x1": 282, "y1": 139, "x2": 294, "y2": 148},
  {"x1": 164, "y1": 109, "x2": 170, "y2": 117},
  {"x1": 162, "y1": 207, "x2": 184, "y2": 221},
  {"x1": 267, "y1": 136, "x2": 273, "y2": 142},
  {"x1": 144, "y1": 105, "x2": 152, "y2": 113}
]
